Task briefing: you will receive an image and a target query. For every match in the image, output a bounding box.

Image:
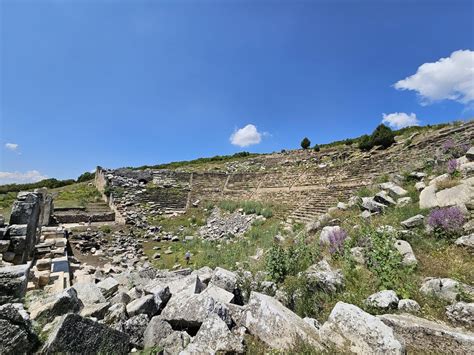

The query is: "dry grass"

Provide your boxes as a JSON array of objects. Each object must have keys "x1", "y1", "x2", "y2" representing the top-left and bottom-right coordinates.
[{"x1": 435, "y1": 178, "x2": 461, "y2": 191}]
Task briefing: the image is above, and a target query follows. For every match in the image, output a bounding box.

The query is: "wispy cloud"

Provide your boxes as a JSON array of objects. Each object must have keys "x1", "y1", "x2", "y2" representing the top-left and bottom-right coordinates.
[
  {"x1": 382, "y1": 112, "x2": 420, "y2": 129},
  {"x1": 5, "y1": 143, "x2": 19, "y2": 151},
  {"x1": 394, "y1": 49, "x2": 474, "y2": 105},
  {"x1": 0, "y1": 170, "x2": 48, "y2": 185},
  {"x1": 230, "y1": 124, "x2": 263, "y2": 147}
]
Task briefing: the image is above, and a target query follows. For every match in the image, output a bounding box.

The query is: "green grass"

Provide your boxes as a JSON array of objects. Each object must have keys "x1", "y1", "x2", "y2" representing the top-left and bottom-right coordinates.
[
  {"x1": 218, "y1": 200, "x2": 274, "y2": 218},
  {"x1": 0, "y1": 191, "x2": 17, "y2": 221},
  {"x1": 144, "y1": 217, "x2": 281, "y2": 272},
  {"x1": 51, "y1": 182, "x2": 102, "y2": 208}
]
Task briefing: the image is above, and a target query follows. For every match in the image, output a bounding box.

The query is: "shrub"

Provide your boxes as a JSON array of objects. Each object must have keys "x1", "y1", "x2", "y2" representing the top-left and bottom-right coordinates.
[
  {"x1": 358, "y1": 134, "x2": 373, "y2": 151},
  {"x1": 365, "y1": 229, "x2": 405, "y2": 290},
  {"x1": 313, "y1": 144, "x2": 320, "y2": 152},
  {"x1": 427, "y1": 207, "x2": 465, "y2": 238},
  {"x1": 301, "y1": 137, "x2": 311, "y2": 150},
  {"x1": 266, "y1": 245, "x2": 288, "y2": 283},
  {"x1": 358, "y1": 124, "x2": 395, "y2": 151},
  {"x1": 77, "y1": 171, "x2": 95, "y2": 183},
  {"x1": 371, "y1": 124, "x2": 395, "y2": 149}
]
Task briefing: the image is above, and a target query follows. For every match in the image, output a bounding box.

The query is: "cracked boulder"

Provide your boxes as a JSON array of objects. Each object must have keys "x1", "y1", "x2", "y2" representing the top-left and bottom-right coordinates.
[{"x1": 320, "y1": 302, "x2": 404, "y2": 354}]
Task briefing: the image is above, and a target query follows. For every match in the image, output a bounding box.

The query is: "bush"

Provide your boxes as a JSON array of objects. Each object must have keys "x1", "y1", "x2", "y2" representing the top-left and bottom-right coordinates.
[
  {"x1": 266, "y1": 245, "x2": 288, "y2": 283},
  {"x1": 427, "y1": 207, "x2": 465, "y2": 239},
  {"x1": 77, "y1": 171, "x2": 95, "y2": 183},
  {"x1": 301, "y1": 137, "x2": 311, "y2": 150},
  {"x1": 313, "y1": 144, "x2": 320, "y2": 152},
  {"x1": 365, "y1": 229, "x2": 405, "y2": 290},
  {"x1": 371, "y1": 124, "x2": 395, "y2": 148},
  {"x1": 358, "y1": 134, "x2": 373, "y2": 151},
  {"x1": 358, "y1": 124, "x2": 395, "y2": 151}
]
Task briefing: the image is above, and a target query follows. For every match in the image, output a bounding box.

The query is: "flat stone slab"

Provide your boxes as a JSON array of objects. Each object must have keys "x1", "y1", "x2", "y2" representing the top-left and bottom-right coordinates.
[{"x1": 378, "y1": 313, "x2": 474, "y2": 354}]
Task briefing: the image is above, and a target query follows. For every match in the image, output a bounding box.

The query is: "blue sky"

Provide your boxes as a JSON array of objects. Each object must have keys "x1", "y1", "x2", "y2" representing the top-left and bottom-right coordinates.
[{"x1": 1, "y1": 0, "x2": 473, "y2": 183}]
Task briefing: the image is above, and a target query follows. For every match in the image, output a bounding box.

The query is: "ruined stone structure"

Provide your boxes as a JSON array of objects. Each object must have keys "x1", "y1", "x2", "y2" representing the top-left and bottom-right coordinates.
[
  {"x1": 0, "y1": 190, "x2": 71, "y2": 304},
  {"x1": 96, "y1": 121, "x2": 474, "y2": 225}
]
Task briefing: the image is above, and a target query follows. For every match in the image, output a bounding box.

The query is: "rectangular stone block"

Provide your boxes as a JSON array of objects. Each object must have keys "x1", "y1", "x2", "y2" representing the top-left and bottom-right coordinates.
[{"x1": 8, "y1": 224, "x2": 28, "y2": 236}]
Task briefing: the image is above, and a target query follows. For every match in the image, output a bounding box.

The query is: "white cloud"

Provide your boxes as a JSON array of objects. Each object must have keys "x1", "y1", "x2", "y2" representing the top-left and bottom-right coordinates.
[
  {"x1": 230, "y1": 124, "x2": 262, "y2": 147},
  {"x1": 394, "y1": 49, "x2": 474, "y2": 105},
  {"x1": 5, "y1": 143, "x2": 19, "y2": 151},
  {"x1": 382, "y1": 112, "x2": 420, "y2": 129},
  {"x1": 0, "y1": 170, "x2": 48, "y2": 185}
]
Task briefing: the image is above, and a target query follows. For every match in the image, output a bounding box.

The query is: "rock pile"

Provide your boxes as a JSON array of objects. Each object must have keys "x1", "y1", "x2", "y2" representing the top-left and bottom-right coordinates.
[{"x1": 199, "y1": 208, "x2": 258, "y2": 240}]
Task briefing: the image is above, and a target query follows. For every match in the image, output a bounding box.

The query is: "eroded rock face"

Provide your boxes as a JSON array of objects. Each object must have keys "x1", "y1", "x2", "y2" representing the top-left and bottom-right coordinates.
[
  {"x1": 378, "y1": 313, "x2": 474, "y2": 354},
  {"x1": 242, "y1": 291, "x2": 323, "y2": 351},
  {"x1": 320, "y1": 302, "x2": 405, "y2": 354},
  {"x1": 0, "y1": 303, "x2": 39, "y2": 354},
  {"x1": 42, "y1": 314, "x2": 130, "y2": 354},
  {"x1": 446, "y1": 302, "x2": 474, "y2": 328}
]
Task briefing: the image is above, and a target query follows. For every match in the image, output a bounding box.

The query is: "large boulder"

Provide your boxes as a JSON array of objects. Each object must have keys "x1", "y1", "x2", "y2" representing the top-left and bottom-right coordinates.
[
  {"x1": 182, "y1": 314, "x2": 244, "y2": 354},
  {"x1": 160, "y1": 292, "x2": 229, "y2": 330},
  {"x1": 122, "y1": 314, "x2": 150, "y2": 348},
  {"x1": 126, "y1": 294, "x2": 158, "y2": 318},
  {"x1": 378, "y1": 313, "x2": 474, "y2": 353},
  {"x1": 42, "y1": 314, "x2": 130, "y2": 354},
  {"x1": 73, "y1": 282, "x2": 107, "y2": 305},
  {"x1": 446, "y1": 302, "x2": 474, "y2": 327},
  {"x1": 0, "y1": 264, "x2": 30, "y2": 304},
  {"x1": 420, "y1": 278, "x2": 474, "y2": 302},
  {"x1": 209, "y1": 267, "x2": 239, "y2": 294},
  {"x1": 420, "y1": 177, "x2": 474, "y2": 209},
  {"x1": 97, "y1": 277, "x2": 119, "y2": 298},
  {"x1": 143, "y1": 316, "x2": 174, "y2": 349},
  {"x1": 30, "y1": 287, "x2": 83, "y2": 324},
  {"x1": 320, "y1": 302, "x2": 404, "y2": 354},
  {"x1": 242, "y1": 292, "x2": 323, "y2": 350},
  {"x1": 0, "y1": 303, "x2": 39, "y2": 354},
  {"x1": 304, "y1": 259, "x2": 344, "y2": 293}
]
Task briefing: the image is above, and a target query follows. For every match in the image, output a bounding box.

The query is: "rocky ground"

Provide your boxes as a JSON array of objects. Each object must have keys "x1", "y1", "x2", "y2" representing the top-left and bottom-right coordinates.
[{"x1": 1, "y1": 144, "x2": 474, "y2": 354}]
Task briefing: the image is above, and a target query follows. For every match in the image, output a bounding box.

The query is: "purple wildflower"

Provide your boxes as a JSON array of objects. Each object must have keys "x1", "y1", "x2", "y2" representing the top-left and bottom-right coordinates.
[
  {"x1": 427, "y1": 207, "x2": 465, "y2": 237},
  {"x1": 447, "y1": 159, "x2": 460, "y2": 175},
  {"x1": 442, "y1": 139, "x2": 470, "y2": 158},
  {"x1": 328, "y1": 228, "x2": 348, "y2": 255}
]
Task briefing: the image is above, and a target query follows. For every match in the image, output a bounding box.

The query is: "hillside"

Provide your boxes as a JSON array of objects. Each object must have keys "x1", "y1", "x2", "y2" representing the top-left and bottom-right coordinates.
[{"x1": 0, "y1": 120, "x2": 473, "y2": 354}]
